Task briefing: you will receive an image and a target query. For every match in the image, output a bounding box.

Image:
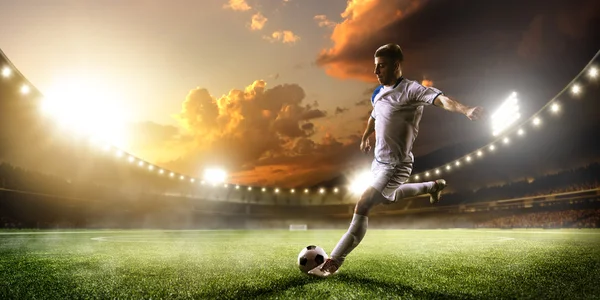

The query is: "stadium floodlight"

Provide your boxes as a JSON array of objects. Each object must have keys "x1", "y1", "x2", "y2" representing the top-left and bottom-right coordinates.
[
  {"x1": 21, "y1": 84, "x2": 30, "y2": 94},
  {"x1": 490, "y1": 144, "x2": 496, "y2": 151},
  {"x1": 235, "y1": 185, "x2": 240, "y2": 189},
  {"x1": 435, "y1": 169, "x2": 440, "y2": 174},
  {"x1": 203, "y1": 168, "x2": 227, "y2": 185},
  {"x1": 551, "y1": 103, "x2": 560, "y2": 113},
  {"x1": 446, "y1": 165, "x2": 451, "y2": 170},
  {"x1": 159, "y1": 169, "x2": 164, "y2": 174},
  {"x1": 1, "y1": 66, "x2": 11, "y2": 77},
  {"x1": 589, "y1": 67, "x2": 598, "y2": 78},
  {"x1": 533, "y1": 117, "x2": 541, "y2": 126},
  {"x1": 477, "y1": 150, "x2": 483, "y2": 157},
  {"x1": 304, "y1": 189, "x2": 309, "y2": 194},
  {"x1": 518, "y1": 128, "x2": 525, "y2": 136},
  {"x1": 190, "y1": 178, "x2": 195, "y2": 183},
  {"x1": 128, "y1": 156, "x2": 135, "y2": 163},
  {"x1": 349, "y1": 171, "x2": 371, "y2": 195},
  {"x1": 319, "y1": 188, "x2": 325, "y2": 194},
  {"x1": 415, "y1": 175, "x2": 420, "y2": 180},
  {"x1": 333, "y1": 187, "x2": 339, "y2": 193},
  {"x1": 291, "y1": 189, "x2": 295, "y2": 193},
  {"x1": 425, "y1": 172, "x2": 430, "y2": 177},
  {"x1": 180, "y1": 175, "x2": 185, "y2": 180},
  {"x1": 455, "y1": 161, "x2": 460, "y2": 166},
  {"x1": 148, "y1": 165, "x2": 154, "y2": 171},
  {"x1": 491, "y1": 91, "x2": 520, "y2": 136},
  {"x1": 503, "y1": 137, "x2": 510, "y2": 144},
  {"x1": 138, "y1": 161, "x2": 144, "y2": 167},
  {"x1": 275, "y1": 188, "x2": 279, "y2": 193},
  {"x1": 466, "y1": 156, "x2": 472, "y2": 162},
  {"x1": 169, "y1": 172, "x2": 174, "y2": 177},
  {"x1": 247, "y1": 187, "x2": 252, "y2": 191},
  {"x1": 571, "y1": 84, "x2": 580, "y2": 94},
  {"x1": 262, "y1": 187, "x2": 266, "y2": 192}
]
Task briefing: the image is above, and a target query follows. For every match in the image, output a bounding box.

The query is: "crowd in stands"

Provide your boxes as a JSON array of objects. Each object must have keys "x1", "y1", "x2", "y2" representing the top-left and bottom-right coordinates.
[
  {"x1": 476, "y1": 209, "x2": 600, "y2": 228},
  {"x1": 1, "y1": 162, "x2": 599, "y2": 205},
  {"x1": 0, "y1": 161, "x2": 599, "y2": 229}
]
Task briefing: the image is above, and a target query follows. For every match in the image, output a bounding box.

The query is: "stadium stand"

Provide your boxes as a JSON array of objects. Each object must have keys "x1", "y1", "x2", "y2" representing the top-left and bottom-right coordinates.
[{"x1": 1, "y1": 48, "x2": 599, "y2": 230}]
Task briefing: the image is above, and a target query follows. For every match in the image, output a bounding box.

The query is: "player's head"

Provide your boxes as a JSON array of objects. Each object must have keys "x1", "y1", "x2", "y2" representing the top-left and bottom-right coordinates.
[{"x1": 374, "y1": 43, "x2": 403, "y2": 86}]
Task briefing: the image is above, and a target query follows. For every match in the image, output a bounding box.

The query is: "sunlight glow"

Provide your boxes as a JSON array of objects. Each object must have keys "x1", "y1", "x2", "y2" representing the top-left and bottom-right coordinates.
[
  {"x1": 349, "y1": 171, "x2": 372, "y2": 195},
  {"x1": 203, "y1": 168, "x2": 227, "y2": 185},
  {"x1": 40, "y1": 76, "x2": 128, "y2": 148}
]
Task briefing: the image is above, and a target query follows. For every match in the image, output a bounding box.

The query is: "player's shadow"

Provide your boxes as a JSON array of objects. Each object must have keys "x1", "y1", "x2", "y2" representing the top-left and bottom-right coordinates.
[
  {"x1": 199, "y1": 273, "x2": 477, "y2": 299},
  {"x1": 197, "y1": 275, "x2": 319, "y2": 299},
  {"x1": 333, "y1": 273, "x2": 478, "y2": 299}
]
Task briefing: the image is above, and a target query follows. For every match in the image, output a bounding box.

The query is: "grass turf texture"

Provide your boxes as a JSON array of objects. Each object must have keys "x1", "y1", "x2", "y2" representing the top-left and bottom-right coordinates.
[{"x1": 1, "y1": 229, "x2": 599, "y2": 299}]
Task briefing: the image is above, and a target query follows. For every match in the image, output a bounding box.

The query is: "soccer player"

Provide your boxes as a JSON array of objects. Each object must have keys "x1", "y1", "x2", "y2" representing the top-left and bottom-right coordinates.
[{"x1": 310, "y1": 43, "x2": 485, "y2": 277}]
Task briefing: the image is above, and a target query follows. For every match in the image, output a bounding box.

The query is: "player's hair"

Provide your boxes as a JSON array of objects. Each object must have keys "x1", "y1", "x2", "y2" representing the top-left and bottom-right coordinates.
[{"x1": 374, "y1": 43, "x2": 404, "y2": 62}]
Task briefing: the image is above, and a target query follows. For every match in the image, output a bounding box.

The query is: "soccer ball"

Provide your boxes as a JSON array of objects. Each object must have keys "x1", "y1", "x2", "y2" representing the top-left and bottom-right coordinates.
[{"x1": 297, "y1": 245, "x2": 328, "y2": 274}]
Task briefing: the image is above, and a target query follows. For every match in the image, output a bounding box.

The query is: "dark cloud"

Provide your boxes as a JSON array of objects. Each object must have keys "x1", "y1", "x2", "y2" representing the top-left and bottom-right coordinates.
[
  {"x1": 301, "y1": 109, "x2": 327, "y2": 120},
  {"x1": 315, "y1": 0, "x2": 600, "y2": 158},
  {"x1": 316, "y1": 0, "x2": 600, "y2": 83},
  {"x1": 335, "y1": 106, "x2": 349, "y2": 115},
  {"x1": 355, "y1": 99, "x2": 370, "y2": 107}
]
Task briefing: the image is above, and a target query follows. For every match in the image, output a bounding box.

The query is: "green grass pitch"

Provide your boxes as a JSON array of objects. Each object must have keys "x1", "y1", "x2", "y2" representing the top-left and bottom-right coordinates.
[{"x1": 1, "y1": 229, "x2": 599, "y2": 299}]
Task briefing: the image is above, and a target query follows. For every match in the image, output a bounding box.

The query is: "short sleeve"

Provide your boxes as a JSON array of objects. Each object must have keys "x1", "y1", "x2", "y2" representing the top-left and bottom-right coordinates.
[
  {"x1": 410, "y1": 82, "x2": 443, "y2": 105},
  {"x1": 371, "y1": 85, "x2": 383, "y2": 106}
]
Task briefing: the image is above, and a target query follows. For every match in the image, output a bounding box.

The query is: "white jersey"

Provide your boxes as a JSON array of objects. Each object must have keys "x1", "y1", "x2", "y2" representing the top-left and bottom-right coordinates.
[{"x1": 370, "y1": 77, "x2": 442, "y2": 168}]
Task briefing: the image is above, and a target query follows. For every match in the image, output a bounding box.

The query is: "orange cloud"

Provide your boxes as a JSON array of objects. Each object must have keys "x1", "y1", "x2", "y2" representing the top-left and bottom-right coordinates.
[
  {"x1": 264, "y1": 30, "x2": 301, "y2": 44},
  {"x1": 421, "y1": 79, "x2": 433, "y2": 87},
  {"x1": 316, "y1": 0, "x2": 429, "y2": 81},
  {"x1": 223, "y1": 0, "x2": 251, "y2": 11},
  {"x1": 156, "y1": 80, "x2": 368, "y2": 187},
  {"x1": 250, "y1": 12, "x2": 268, "y2": 31},
  {"x1": 314, "y1": 15, "x2": 336, "y2": 28}
]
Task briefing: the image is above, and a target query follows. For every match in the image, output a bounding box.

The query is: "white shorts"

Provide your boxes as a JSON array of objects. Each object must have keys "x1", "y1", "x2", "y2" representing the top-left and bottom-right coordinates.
[{"x1": 370, "y1": 159, "x2": 412, "y2": 202}]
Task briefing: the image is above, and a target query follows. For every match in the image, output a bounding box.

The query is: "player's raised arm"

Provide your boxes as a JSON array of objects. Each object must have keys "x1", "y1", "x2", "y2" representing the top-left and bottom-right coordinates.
[{"x1": 433, "y1": 95, "x2": 485, "y2": 121}]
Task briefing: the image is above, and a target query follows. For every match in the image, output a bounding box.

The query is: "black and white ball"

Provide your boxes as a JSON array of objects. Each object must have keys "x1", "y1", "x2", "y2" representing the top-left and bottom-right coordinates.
[{"x1": 297, "y1": 245, "x2": 328, "y2": 273}]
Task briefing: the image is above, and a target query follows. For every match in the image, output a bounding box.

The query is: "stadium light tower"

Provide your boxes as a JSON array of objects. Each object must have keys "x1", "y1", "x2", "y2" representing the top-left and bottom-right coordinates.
[
  {"x1": 203, "y1": 167, "x2": 227, "y2": 185},
  {"x1": 491, "y1": 92, "x2": 520, "y2": 136}
]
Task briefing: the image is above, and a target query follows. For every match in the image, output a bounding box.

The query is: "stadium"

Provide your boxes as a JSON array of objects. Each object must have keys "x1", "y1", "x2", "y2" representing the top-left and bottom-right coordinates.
[{"x1": 1, "y1": 2, "x2": 600, "y2": 299}]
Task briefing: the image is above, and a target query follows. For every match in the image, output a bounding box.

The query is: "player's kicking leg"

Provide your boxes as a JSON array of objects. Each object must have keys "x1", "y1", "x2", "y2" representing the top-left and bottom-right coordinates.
[
  {"x1": 308, "y1": 179, "x2": 447, "y2": 277},
  {"x1": 308, "y1": 187, "x2": 384, "y2": 277},
  {"x1": 392, "y1": 179, "x2": 447, "y2": 204}
]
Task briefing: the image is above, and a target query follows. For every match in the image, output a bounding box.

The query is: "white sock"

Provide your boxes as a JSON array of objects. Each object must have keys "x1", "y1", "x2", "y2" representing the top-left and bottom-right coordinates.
[
  {"x1": 330, "y1": 214, "x2": 368, "y2": 265},
  {"x1": 394, "y1": 182, "x2": 435, "y2": 200}
]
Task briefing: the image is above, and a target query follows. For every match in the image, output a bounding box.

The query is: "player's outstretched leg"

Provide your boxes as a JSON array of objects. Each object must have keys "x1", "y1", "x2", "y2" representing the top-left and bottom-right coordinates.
[
  {"x1": 309, "y1": 188, "x2": 383, "y2": 277},
  {"x1": 393, "y1": 179, "x2": 447, "y2": 204}
]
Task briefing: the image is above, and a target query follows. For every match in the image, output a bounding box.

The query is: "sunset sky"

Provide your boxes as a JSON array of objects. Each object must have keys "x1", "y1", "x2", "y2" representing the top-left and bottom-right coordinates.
[{"x1": 1, "y1": 0, "x2": 599, "y2": 188}]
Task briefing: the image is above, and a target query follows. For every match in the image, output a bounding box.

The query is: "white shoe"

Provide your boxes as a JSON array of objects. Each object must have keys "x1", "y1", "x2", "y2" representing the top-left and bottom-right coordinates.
[{"x1": 307, "y1": 258, "x2": 340, "y2": 278}]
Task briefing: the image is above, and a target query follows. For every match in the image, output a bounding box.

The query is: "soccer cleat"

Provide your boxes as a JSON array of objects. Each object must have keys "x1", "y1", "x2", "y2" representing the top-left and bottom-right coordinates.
[
  {"x1": 429, "y1": 179, "x2": 447, "y2": 204},
  {"x1": 308, "y1": 258, "x2": 340, "y2": 278}
]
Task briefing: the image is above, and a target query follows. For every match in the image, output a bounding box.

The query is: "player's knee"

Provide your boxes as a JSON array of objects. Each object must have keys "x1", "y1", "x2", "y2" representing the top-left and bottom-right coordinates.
[{"x1": 355, "y1": 189, "x2": 379, "y2": 214}]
